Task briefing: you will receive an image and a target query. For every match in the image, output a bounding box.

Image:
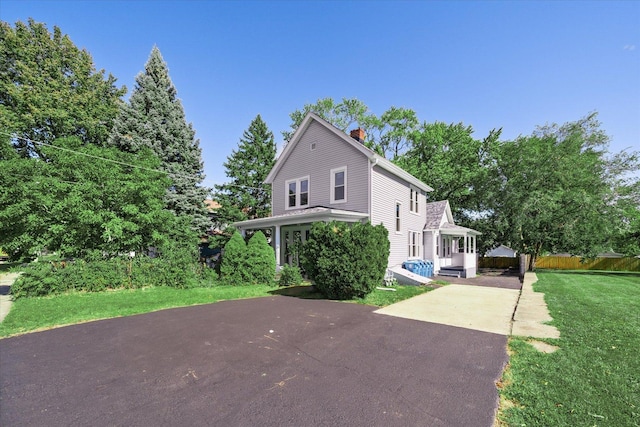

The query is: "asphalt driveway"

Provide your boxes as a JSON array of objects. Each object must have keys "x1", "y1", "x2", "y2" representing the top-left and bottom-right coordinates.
[{"x1": 1, "y1": 296, "x2": 508, "y2": 427}]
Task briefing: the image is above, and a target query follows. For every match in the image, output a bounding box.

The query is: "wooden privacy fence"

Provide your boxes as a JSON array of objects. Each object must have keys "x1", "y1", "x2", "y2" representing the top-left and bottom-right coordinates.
[
  {"x1": 478, "y1": 257, "x2": 519, "y2": 269},
  {"x1": 534, "y1": 256, "x2": 640, "y2": 272}
]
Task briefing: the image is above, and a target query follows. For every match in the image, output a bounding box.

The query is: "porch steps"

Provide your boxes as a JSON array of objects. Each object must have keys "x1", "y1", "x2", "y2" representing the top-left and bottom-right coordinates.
[{"x1": 438, "y1": 267, "x2": 463, "y2": 278}]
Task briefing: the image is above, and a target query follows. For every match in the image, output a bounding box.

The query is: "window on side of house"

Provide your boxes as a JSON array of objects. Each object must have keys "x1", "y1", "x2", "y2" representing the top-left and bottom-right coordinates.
[
  {"x1": 330, "y1": 167, "x2": 347, "y2": 204},
  {"x1": 395, "y1": 201, "x2": 401, "y2": 233},
  {"x1": 285, "y1": 177, "x2": 310, "y2": 209},
  {"x1": 408, "y1": 231, "x2": 421, "y2": 258},
  {"x1": 410, "y1": 187, "x2": 419, "y2": 214}
]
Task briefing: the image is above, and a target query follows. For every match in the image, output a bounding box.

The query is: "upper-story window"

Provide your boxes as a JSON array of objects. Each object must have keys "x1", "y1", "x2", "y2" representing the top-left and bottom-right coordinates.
[
  {"x1": 395, "y1": 201, "x2": 401, "y2": 233},
  {"x1": 330, "y1": 167, "x2": 347, "y2": 204},
  {"x1": 410, "y1": 187, "x2": 419, "y2": 214},
  {"x1": 286, "y1": 177, "x2": 309, "y2": 209}
]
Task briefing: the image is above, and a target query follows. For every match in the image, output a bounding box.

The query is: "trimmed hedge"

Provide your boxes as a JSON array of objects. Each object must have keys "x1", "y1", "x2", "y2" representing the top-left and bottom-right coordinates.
[
  {"x1": 10, "y1": 255, "x2": 205, "y2": 299},
  {"x1": 246, "y1": 231, "x2": 276, "y2": 284},
  {"x1": 220, "y1": 231, "x2": 249, "y2": 284},
  {"x1": 301, "y1": 221, "x2": 389, "y2": 299}
]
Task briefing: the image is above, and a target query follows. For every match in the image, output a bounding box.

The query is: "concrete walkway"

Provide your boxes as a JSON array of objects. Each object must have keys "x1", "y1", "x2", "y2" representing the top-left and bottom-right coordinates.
[
  {"x1": 0, "y1": 272, "x2": 20, "y2": 323},
  {"x1": 375, "y1": 284, "x2": 520, "y2": 335},
  {"x1": 511, "y1": 272, "x2": 560, "y2": 339},
  {"x1": 376, "y1": 272, "x2": 560, "y2": 339}
]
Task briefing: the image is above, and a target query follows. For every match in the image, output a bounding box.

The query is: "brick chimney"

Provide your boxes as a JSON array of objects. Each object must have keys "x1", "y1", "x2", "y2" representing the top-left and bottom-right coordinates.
[{"x1": 350, "y1": 128, "x2": 365, "y2": 143}]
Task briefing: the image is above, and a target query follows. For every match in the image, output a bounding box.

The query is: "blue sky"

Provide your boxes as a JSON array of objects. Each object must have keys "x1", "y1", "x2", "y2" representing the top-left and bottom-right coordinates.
[{"x1": 2, "y1": 1, "x2": 639, "y2": 188}]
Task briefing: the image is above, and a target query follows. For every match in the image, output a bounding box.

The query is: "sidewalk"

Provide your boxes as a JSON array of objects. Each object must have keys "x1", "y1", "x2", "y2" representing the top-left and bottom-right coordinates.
[
  {"x1": 0, "y1": 272, "x2": 21, "y2": 323},
  {"x1": 375, "y1": 272, "x2": 560, "y2": 339}
]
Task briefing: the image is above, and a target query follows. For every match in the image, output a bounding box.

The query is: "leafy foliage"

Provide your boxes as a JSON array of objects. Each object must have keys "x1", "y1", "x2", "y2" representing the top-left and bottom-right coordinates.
[
  {"x1": 284, "y1": 97, "x2": 419, "y2": 159},
  {"x1": 220, "y1": 231, "x2": 249, "y2": 284},
  {"x1": 490, "y1": 114, "x2": 637, "y2": 266},
  {"x1": 394, "y1": 121, "x2": 501, "y2": 231},
  {"x1": 11, "y1": 251, "x2": 203, "y2": 299},
  {"x1": 0, "y1": 19, "x2": 126, "y2": 157},
  {"x1": 277, "y1": 264, "x2": 304, "y2": 287},
  {"x1": 245, "y1": 231, "x2": 275, "y2": 285},
  {"x1": 214, "y1": 115, "x2": 276, "y2": 230},
  {"x1": 0, "y1": 138, "x2": 175, "y2": 259},
  {"x1": 108, "y1": 46, "x2": 210, "y2": 233},
  {"x1": 301, "y1": 221, "x2": 389, "y2": 299}
]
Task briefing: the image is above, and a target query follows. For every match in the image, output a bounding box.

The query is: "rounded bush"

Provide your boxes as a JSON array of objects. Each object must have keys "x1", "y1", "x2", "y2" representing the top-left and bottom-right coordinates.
[
  {"x1": 246, "y1": 231, "x2": 276, "y2": 285},
  {"x1": 301, "y1": 221, "x2": 389, "y2": 299}
]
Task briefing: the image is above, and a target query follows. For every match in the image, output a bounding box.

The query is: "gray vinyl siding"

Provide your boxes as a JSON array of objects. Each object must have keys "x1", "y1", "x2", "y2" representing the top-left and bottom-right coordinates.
[
  {"x1": 371, "y1": 165, "x2": 427, "y2": 267},
  {"x1": 271, "y1": 121, "x2": 370, "y2": 216}
]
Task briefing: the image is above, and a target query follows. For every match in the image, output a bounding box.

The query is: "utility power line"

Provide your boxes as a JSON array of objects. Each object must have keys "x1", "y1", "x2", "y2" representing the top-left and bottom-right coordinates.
[{"x1": 1, "y1": 132, "x2": 269, "y2": 191}]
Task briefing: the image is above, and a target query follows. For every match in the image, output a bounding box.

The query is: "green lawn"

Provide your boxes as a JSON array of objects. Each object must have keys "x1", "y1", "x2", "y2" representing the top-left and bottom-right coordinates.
[
  {"x1": 0, "y1": 282, "x2": 431, "y2": 338},
  {"x1": 499, "y1": 271, "x2": 640, "y2": 426}
]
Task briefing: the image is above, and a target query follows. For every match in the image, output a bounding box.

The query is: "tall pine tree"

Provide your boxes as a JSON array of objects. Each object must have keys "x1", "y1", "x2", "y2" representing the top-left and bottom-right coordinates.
[
  {"x1": 108, "y1": 46, "x2": 209, "y2": 232},
  {"x1": 215, "y1": 115, "x2": 276, "y2": 228}
]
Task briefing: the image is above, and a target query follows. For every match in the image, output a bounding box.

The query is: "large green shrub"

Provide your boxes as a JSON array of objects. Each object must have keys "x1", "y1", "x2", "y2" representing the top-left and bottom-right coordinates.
[
  {"x1": 301, "y1": 221, "x2": 389, "y2": 299},
  {"x1": 246, "y1": 231, "x2": 275, "y2": 285},
  {"x1": 220, "y1": 231, "x2": 249, "y2": 284}
]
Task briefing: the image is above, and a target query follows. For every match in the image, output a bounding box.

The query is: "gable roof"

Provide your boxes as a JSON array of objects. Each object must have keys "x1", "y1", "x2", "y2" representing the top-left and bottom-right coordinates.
[
  {"x1": 424, "y1": 200, "x2": 452, "y2": 229},
  {"x1": 265, "y1": 113, "x2": 433, "y2": 193}
]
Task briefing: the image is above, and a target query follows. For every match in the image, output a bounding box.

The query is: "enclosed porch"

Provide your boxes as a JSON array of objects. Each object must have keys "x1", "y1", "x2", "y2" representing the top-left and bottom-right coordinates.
[
  {"x1": 233, "y1": 207, "x2": 369, "y2": 267},
  {"x1": 424, "y1": 224, "x2": 481, "y2": 278}
]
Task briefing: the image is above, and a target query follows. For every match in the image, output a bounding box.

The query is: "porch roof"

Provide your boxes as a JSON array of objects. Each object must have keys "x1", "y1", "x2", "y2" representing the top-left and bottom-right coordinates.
[
  {"x1": 424, "y1": 223, "x2": 482, "y2": 236},
  {"x1": 233, "y1": 207, "x2": 369, "y2": 230}
]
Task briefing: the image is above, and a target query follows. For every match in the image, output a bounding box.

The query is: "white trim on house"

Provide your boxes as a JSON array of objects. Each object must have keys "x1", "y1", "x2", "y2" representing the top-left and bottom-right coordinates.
[
  {"x1": 266, "y1": 113, "x2": 433, "y2": 194},
  {"x1": 284, "y1": 176, "x2": 309, "y2": 210},
  {"x1": 330, "y1": 166, "x2": 347, "y2": 204},
  {"x1": 395, "y1": 200, "x2": 402, "y2": 234}
]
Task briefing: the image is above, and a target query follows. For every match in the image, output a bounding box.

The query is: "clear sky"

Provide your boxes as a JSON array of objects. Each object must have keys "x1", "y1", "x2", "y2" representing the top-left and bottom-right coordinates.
[{"x1": 2, "y1": 1, "x2": 639, "y2": 188}]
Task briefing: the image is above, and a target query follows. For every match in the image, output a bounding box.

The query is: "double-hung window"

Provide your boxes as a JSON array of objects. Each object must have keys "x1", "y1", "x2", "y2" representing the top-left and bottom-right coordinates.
[
  {"x1": 395, "y1": 201, "x2": 402, "y2": 233},
  {"x1": 410, "y1": 187, "x2": 419, "y2": 214},
  {"x1": 286, "y1": 177, "x2": 309, "y2": 209},
  {"x1": 330, "y1": 167, "x2": 347, "y2": 204},
  {"x1": 408, "y1": 231, "x2": 421, "y2": 258}
]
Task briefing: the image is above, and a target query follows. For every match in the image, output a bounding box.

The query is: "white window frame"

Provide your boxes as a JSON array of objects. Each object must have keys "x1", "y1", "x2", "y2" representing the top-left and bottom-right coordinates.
[
  {"x1": 395, "y1": 201, "x2": 402, "y2": 234},
  {"x1": 410, "y1": 186, "x2": 419, "y2": 214},
  {"x1": 408, "y1": 230, "x2": 421, "y2": 258},
  {"x1": 330, "y1": 166, "x2": 347, "y2": 204},
  {"x1": 285, "y1": 176, "x2": 310, "y2": 210}
]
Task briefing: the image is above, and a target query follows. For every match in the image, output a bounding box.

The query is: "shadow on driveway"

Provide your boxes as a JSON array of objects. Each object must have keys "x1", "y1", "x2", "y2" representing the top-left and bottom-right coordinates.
[{"x1": 1, "y1": 296, "x2": 508, "y2": 426}]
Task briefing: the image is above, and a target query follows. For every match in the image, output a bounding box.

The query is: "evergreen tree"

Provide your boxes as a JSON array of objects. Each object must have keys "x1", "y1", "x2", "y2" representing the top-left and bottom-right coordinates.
[
  {"x1": 215, "y1": 115, "x2": 276, "y2": 227},
  {"x1": 108, "y1": 46, "x2": 209, "y2": 232}
]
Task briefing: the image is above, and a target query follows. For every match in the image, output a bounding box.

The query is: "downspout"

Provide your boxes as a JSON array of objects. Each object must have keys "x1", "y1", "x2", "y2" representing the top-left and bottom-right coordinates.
[{"x1": 369, "y1": 156, "x2": 378, "y2": 223}]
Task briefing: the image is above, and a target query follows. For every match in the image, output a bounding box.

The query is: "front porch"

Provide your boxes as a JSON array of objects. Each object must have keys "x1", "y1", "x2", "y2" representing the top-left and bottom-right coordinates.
[
  {"x1": 233, "y1": 207, "x2": 369, "y2": 267},
  {"x1": 425, "y1": 224, "x2": 481, "y2": 279}
]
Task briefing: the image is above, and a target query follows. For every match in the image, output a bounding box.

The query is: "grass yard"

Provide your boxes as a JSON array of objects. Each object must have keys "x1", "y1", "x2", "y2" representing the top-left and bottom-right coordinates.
[
  {"x1": 0, "y1": 282, "x2": 431, "y2": 338},
  {"x1": 499, "y1": 271, "x2": 640, "y2": 426}
]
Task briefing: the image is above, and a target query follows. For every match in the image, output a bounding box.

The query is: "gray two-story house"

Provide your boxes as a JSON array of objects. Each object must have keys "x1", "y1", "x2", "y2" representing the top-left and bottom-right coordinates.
[{"x1": 234, "y1": 113, "x2": 480, "y2": 279}]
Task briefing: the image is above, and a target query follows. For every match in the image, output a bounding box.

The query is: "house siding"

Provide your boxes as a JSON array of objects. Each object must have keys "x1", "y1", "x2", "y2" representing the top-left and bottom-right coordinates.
[
  {"x1": 271, "y1": 121, "x2": 370, "y2": 216},
  {"x1": 370, "y1": 165, "x2": 426, "y2": 267}
]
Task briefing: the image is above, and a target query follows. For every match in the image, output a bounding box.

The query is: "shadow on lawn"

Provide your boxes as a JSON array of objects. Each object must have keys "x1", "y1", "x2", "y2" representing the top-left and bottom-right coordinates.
[{"x1": 268, "y1": 285, "x2": 326, "y2": 300}]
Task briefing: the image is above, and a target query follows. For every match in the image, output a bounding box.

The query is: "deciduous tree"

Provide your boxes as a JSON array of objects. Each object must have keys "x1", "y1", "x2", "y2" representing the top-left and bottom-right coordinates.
[
  {"x1": 0, "y1": 137, "x2": 174, "y2": 259},
  {"x1": 492, "y1": 113, "x2": 638, "y2": 267},
  {"x1": 0, "y1": 19, "x2": 125, "y2": 158}
]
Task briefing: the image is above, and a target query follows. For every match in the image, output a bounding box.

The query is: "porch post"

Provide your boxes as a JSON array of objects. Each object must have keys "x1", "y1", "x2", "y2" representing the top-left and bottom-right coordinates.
[
  {"x1": 274, "y1": 225, "x2": 281, "y2": 266},
  {"x1": 239, "y1": 228, "x2": 246, "y2": 238}
]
